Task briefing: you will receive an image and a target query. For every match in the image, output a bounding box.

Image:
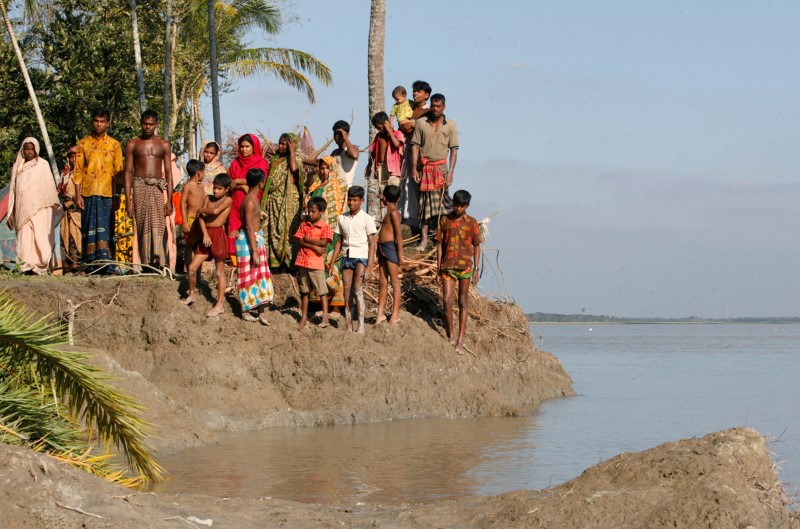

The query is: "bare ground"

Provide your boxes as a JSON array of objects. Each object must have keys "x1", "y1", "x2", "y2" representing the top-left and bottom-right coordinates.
[{"x1": 1, "y1": 274, "x2": 573, "y2": 451}]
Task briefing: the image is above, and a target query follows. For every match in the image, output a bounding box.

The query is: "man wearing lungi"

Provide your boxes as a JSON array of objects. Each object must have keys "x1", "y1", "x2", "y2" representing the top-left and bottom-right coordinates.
[
  {"x1": 123, "y1": 110, "x2": 174, "y2": 270},
  {"x1": 411, "y1": 93, "x2": 459, "y2": 251}
]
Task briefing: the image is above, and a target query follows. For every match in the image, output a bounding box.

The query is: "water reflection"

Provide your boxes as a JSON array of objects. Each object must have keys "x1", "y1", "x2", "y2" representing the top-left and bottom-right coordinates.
[{"x1": 150, "y1": 415, "x2": 539, "y2": 504}]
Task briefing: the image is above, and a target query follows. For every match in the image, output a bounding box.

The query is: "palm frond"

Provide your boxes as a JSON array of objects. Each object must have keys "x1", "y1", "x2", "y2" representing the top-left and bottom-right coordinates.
[
  {"x1": 0, "y1": 292, "x2": 163, "y2": 481},
  {"x1": 224, "y1": 47, "x2": 332, "y2": 103},
  {"x1": 230, "y1": 0, "x2": 282, "y2": 35}
]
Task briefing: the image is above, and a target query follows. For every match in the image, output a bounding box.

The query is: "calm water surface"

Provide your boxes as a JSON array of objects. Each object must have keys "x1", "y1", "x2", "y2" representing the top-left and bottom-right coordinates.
[{"x1": 151, "y1": 324, "x2": 800, "y2": 503}]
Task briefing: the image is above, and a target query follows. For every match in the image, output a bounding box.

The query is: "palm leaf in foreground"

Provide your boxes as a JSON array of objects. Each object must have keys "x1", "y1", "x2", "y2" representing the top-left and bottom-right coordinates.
[{"x1": 0, "y1": 291, "x2": 163, "y2": 482}]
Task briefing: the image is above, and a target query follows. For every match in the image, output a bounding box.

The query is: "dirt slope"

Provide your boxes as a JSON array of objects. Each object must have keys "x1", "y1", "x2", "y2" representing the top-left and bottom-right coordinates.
[{"x1": 2, "y1": 275, "x2": 573, "y2": 451}]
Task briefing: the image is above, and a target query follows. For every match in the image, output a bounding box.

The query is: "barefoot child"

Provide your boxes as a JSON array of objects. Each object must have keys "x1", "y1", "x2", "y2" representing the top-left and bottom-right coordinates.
[
  {"x1": 294, "y1": 196, "x2": 333, "y2": 330},
  {"x1": 376, "y1": 185, "x2": 404, "y2": 325},
  {"x1": 182, "y1": 174, "x2": 232, "y2": 317},
  {"x1": 329, "y1": 186, "x2": 376, "y2": 333},
  {"x1": 235, "y1": 168, "x2": 273, "y2": 324},
  {"x1": 180, "y1": 159, "x2": 206, "y2": 270},
  {"x1": 435, "y1": 190, "x2": 482, "y2": 353}
]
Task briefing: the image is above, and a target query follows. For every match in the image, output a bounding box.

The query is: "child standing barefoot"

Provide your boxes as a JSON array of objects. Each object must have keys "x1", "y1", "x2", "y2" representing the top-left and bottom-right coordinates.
[
  {"x1": 329, "y1": 186, "x2": 376, "y2": 333},
  {"x1": 183, "y1": 174, "x2": 233, "y2": 317},
  {"x1": 236, "y1": 168, "x2": 273, "y2": 324},
  {"x1": 435, "y1": 190, "x2": 482, "y2": 353},
  {"x1": 294, "y1": 197, "x2": 333, "y2": 330},
  {"x1": 376, "y1": 185, "x2": 404, "y2": 325}
]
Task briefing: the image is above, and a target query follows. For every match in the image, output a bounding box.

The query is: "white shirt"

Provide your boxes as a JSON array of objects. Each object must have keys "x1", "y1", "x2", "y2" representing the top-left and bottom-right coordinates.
[
  {"x1": 334, "y1": 150, "x2": 359, "y2": 187},
  {"x1": 335, "y1": 209, "x2": 377, "y2": 259}
]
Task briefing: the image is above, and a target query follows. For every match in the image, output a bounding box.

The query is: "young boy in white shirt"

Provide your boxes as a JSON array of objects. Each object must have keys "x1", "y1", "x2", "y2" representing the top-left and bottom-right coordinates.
[{"x1": 329, "y1": 186, "x2": 377, "y2": 333}]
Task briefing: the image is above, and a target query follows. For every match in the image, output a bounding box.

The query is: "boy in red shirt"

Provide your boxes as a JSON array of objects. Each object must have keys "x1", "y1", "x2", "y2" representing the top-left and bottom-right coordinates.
[
  {"x1": 294, "y1": 196, "x2": 333, "y2": 330},
  {"x1": 435, "y1": 189, "x2": 483, "y2": 353}
]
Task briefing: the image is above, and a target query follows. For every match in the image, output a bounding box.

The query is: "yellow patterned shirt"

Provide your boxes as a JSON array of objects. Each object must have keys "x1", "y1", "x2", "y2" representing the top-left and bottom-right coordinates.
[{"x1": 73, "y1": 134, "x2": 123, "y2": 197}]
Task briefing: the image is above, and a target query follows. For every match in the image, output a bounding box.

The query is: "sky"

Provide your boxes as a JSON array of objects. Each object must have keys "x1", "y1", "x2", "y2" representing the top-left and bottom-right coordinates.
[{"x1": 202, "y1": 0, "x2": 800, "y2": 318}]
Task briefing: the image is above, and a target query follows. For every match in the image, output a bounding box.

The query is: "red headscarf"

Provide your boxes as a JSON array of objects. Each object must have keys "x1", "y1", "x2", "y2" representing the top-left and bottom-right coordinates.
[{"x1": 228, "y1": 133, "x2": 269, "y2": 180}]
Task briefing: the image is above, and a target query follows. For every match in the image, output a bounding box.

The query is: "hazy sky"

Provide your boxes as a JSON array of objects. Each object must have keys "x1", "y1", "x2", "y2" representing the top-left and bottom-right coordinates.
[{"x1": 203, "y1": 0, "x2": 800, "y2": 318}]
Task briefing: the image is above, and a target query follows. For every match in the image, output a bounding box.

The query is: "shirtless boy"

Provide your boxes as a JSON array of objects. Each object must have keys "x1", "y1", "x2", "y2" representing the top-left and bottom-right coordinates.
[
  {"x1": 376, "y1": 185, "x2": 404, "y2": 325},
  {"x1": 124, "y1": 110, "x2": 174, "y2": 269},
  {"x1": 237, "y1": 168, "x2": 273, "y2": 325},
  {"x1": 180, "y1": 159, "x2": 206, "y2": 265},
  {"x1": 182, "y1": 173, "x2": 232, "y2": 317}
]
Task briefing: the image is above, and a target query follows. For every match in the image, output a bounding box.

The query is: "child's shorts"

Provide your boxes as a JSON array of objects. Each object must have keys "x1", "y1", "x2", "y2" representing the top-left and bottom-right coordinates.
[
  {"x1": 341, "y1": 256, "x2": 368, "y2": 270},
  {"x1": 194, "y1": 225, "x2": 228, "y2": 260},
  {"x1": 297, "y1": 267, "x2": 328, "y2": 296},
  {"x1": 441, "y1": 268, "x2": 473, "y2": 281}
]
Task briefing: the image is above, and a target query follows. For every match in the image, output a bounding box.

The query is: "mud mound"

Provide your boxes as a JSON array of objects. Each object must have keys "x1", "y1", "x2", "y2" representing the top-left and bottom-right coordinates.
[
  {"x1": 2, "y1": 275, "x2": 573, "y2": 451},
  {"x1": 2, "y1": 428, "x2": 796, "y2": 528}
]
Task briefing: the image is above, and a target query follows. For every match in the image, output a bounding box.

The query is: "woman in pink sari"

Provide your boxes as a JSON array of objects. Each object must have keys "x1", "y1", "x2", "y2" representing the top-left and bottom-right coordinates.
[
  {"x1": 6, "y1": 137, "x2": 63, "y2": 274},
  {"x1": 227, "y1": 134, "x2": 268, "y2": 262}
]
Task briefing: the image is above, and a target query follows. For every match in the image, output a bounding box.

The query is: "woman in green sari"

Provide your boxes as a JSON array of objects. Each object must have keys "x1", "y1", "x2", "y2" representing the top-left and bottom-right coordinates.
[{"x1": 262, "y1": 133, "x2": 304, "y2": 270}]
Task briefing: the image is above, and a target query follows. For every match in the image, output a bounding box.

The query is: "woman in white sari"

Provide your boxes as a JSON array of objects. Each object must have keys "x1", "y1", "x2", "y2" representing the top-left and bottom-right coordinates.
[{"x1": 6, "y1": 137, "x2": 62, "y2": 274}]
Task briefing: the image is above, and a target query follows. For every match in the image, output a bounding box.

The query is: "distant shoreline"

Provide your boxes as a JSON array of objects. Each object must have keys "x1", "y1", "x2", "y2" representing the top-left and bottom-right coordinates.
[{"x1": 526, "y1": 313, "x2": 800, "y2": 324}]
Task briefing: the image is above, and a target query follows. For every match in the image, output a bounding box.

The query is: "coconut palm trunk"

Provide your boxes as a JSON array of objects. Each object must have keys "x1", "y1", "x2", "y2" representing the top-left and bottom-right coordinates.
[
  {"x1": 207, "y1": 0, "x2": 221, "y2": 142},
  {"x1": 163, "y1": 0, "x2": 173, "y2": 138},
  {"x1": 129, "y1": 0, "x2": 146, "y2": 113},
  {"x1": 366, "y1": 0, "x2": 386, "y2": 221},
  {"x1": 1, "y1": 1, "x2": 59, "y2": 180}
]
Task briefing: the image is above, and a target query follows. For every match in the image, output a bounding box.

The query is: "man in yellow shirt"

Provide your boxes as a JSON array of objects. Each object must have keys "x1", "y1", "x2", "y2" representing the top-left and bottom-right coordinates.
[{"x1": 74, "y1": 109, "x2": 123, "y2": 270}]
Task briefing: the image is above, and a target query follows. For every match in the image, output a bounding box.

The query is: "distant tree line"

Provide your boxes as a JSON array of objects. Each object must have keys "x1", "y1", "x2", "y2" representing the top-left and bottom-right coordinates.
[{"x1": 526, "y1": 312, "x2": 800, "y2": 324}]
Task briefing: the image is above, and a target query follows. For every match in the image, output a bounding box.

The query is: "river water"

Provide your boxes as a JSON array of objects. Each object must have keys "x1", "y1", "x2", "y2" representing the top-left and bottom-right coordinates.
[{"x1": 150, "y1": 323, "x2": 800, "y2": 503}]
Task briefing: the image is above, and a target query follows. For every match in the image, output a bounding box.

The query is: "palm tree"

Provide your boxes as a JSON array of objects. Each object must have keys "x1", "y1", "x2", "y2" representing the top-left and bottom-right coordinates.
[
  {"x1": 0, "y1": 292, "x2": 163, "y2": 483},
  {"x1": 191, "y1": 0, "x2": 332, "y2": 145},
  {"x1": 1, "y1": 0, "x2": 59, "y2": 180},
  {"x1": 366, "y1": 0, "x2": 386, "y2": 220}
]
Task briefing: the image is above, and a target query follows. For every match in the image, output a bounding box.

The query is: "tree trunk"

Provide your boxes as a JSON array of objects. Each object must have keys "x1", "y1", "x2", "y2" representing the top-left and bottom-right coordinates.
[
  {"x1": 207, "y1": 0, "x2": 222, "y2": 142},
  {"x1": 169, "y1": 21, "x2": 180, "y2": 139},
  {"x1": 1, "y1": 1, "x2": 59, "y2": 181},
  {"x1": 188, "y1": 96, "x2": 197, "y2": 159},
  {"x1": 163, "y1": 0, "x2": 173, "y2": 138},
  {"x1": 366, "y1": 0, "x2": 386, "y2": 222},
  {"x1": 129, "y1": 0, "x2": 146, "y2": 113}
]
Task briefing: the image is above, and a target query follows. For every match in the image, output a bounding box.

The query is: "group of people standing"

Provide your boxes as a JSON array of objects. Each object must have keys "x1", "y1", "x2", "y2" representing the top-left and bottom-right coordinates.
[{"x1": 5, "y1": 79, "x2": 482, "y2": 350}]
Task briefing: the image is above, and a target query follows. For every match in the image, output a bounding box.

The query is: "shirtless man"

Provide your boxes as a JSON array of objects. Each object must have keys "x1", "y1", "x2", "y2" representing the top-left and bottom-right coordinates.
[{"x1": 124, "y1": 110, "x2": 174, "y2": 269}]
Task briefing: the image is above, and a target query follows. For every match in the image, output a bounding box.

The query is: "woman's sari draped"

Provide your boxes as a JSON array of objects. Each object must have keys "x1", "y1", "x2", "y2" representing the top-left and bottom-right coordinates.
[
  {"x1": 306, "y1": 157, "x2": 348, "y2": 306},
  {"x1": 261, "y1": 142, "x2": 304, "y2": 270}
]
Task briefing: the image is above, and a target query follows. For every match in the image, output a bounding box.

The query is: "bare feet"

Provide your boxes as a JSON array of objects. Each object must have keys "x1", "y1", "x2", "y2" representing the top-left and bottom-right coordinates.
[
  {"x1": 375, "y1": 314, "x2": 387, "y2": 325},
  {"x1": 357, "y1": 323, "x2": 365, "y2": 334},
  {"x1": 388, "y1": 315, "x2": 401, "y2": 325},
  {"x1": 298, "y1": 318, "x2": 307, "y2": 331},
  {"x1": 455, "y1": 336, "x2": 465, "y2": 353},
  {"x1": 181, "y1": 294, "x2": 196, "y2": 305},
  {"x1": 207, "y1": 305, "x2": 224, "y2": 317},
  {"x1": 259, "y1": 313, "x2": 270, "y2": 326},
  {"x1": 242, "y1": 312, "x2": 258, "y2": 322},
  {"x1": 319, "y1": 321, "x2": 330, "y2": 329},
  {"x1": 415, "y1": 240, "x2": 428, "y2": 252}
]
